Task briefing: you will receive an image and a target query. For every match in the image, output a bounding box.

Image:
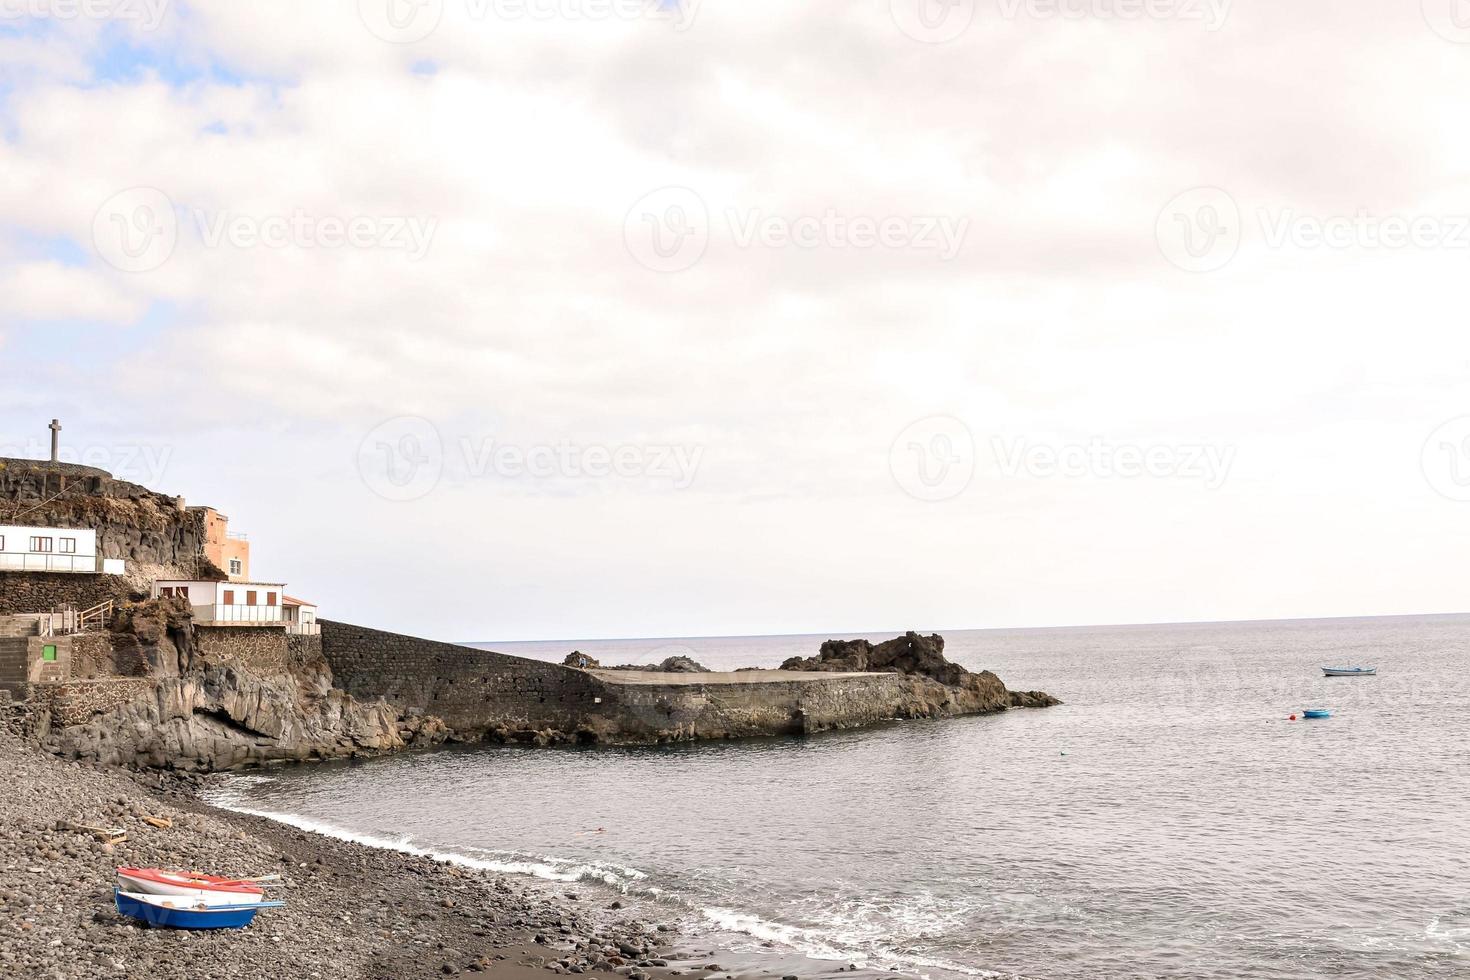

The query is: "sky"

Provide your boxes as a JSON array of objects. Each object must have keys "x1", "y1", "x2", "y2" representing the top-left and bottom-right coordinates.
[{"x1": 2, "y1": 1, "x2": 1470, "y2": 643}]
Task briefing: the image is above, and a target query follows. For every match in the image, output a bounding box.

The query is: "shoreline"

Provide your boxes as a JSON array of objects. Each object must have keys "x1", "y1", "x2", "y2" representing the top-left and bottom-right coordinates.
[
  {"x1": 0, "y1": 720, "x2": 963, "y2": 980},
  {"x1": 201, "y1": 767, "x2": 1005, "y2": 980}
]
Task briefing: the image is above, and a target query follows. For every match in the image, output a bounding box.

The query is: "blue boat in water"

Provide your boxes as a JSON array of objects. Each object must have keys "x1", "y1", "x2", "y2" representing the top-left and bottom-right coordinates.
[
  {"x1": 1302, "y1": 709, "x2": 1332, "y2": 719},
  {"x1": 115, "y1": 890, "x2": 283, "y2": 930}
]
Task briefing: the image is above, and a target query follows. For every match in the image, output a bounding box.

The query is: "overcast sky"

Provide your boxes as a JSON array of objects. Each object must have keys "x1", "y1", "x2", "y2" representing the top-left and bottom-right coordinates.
[{"x1": 2, "y1": 1, "x2": 1469, "y2": 642}]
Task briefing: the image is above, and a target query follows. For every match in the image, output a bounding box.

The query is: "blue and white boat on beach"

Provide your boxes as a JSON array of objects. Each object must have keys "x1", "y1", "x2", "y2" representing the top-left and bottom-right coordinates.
[
  {"x1": 1322, "y1": 666, "x2": 1376, "y2": 677},
  {"x1": 114, "y1": 890, "x2": 284, "y2": 930}
]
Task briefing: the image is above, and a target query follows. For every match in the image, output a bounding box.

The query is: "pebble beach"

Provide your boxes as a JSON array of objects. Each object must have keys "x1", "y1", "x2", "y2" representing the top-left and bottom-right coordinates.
[{"x1": 0, "y1": 708, "x2": 822, "y2": 980}]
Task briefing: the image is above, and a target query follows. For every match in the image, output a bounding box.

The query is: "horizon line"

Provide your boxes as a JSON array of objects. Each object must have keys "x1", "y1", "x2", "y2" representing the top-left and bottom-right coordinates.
[{"x1": 457, "y1": 608, "x2": 1470, "y2": 648}]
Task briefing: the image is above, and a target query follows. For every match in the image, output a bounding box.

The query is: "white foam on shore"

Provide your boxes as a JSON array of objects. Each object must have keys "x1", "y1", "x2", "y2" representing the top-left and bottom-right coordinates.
[
  {"x1": 204, "y1": 786, "x2": 645, "y2": 887},
  {"x1": 697, "y1": 905, "x2": 1010, "y2": 980},
  {"x1": 205, "y1": 780, "x2": 1011, "y2": 980}
]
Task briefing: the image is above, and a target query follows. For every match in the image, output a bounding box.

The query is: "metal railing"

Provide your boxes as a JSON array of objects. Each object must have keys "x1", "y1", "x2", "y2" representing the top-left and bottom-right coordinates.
[
  {"x1": 285, "y1": 621, "x2": 320, "y2": 636},
  {"x1": 0, "y1": 553, "x2": 101, "y2": 573},
  {"x1": 79, "y1": 600, "x2": 113, "y2": 632},
  {"x1": 192, "y1": 603, "x2": 284, "y2": 625},
  {"x1": 38, "y1": 605, "x2": 78, "y2": 637}
]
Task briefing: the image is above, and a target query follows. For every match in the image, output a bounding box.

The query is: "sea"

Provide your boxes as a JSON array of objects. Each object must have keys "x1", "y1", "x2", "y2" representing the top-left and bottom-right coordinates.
[{"x1": 206, "y1": 615, "x2": 1470, "y2": 979}]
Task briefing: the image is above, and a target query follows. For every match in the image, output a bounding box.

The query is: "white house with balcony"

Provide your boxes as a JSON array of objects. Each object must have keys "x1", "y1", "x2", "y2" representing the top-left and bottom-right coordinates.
[
  {"x1": 281, "y1": 595, "x2": 319, "y2": 634},
  {"x1": 0, "y1": 525, "x2": 125, "y2": 575},
  {"x1": 151, "y1": 578, "x2": 318, "y2": 632}
]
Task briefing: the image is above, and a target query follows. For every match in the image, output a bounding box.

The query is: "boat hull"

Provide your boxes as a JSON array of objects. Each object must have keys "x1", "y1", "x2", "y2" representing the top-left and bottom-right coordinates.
[
  {"x1": 115, "y1": 891, "x2": 262, "y2": 930},
  {"x1": 116, "y1": 868, "x2": 264, "y2": 901},
  {"x1": 1321, "y1": 667, "x2": 1376, "y2": 677},
  {"x1": 1302, "y1": 709, "x2": 1332, "y2": 719}
]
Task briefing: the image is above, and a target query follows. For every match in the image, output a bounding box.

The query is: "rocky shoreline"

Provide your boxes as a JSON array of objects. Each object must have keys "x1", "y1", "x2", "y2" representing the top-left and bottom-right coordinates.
[{"x1": 0, "y1": 715, "x2": 924, "y2": 980}]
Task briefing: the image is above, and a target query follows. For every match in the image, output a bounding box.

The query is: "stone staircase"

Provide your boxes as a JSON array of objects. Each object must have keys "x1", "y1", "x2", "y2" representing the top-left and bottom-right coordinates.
[
  {"x1": 0, "y1": 614, "x2": 43, "y2": 639},
  {"x1": 0, "y1": 637, "x2": 29, "y2": 697}
]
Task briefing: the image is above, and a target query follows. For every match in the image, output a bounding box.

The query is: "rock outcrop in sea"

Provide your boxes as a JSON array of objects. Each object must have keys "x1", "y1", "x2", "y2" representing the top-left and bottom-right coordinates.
[
  {"x1": 780, "y1": 631, "x2": 1062, "y2": 713},
  {"x1": 565, "y1": 652, "x2": 713, "y2": 673}
]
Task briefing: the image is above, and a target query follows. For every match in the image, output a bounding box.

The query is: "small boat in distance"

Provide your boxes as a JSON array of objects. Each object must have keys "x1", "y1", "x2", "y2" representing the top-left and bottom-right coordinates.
[
  {"x1": 1302, "y1": 709, "x2": 1332, "y2": 719},
  {"x1": 1322, "y1": 666, "x2": 1376, "y2": 677}
]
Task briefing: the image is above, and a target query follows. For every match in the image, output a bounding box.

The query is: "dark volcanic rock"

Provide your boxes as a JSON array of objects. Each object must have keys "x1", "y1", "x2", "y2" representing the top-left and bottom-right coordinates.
[
  {"x1": 565, "y1": 650, "x2": 712, "y2": 673},
  {"x1": 649, "y1": 655, "x2": 708, "y2": 673},
  {"x1": 782, "y1": 632, "x2": 965, "y2": 685},
  {"x1": 780, "y1": 631, "x2": 1059, "y2": 715},
  {"x1": 602, "y1": 655, "x2": 710, "y2": 673},
  {"x1": 1009, "y1": 689, "x2": 1062, "y2": 708}
]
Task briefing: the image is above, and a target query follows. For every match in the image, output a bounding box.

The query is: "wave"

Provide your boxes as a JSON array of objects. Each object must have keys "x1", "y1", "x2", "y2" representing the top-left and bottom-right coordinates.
[
  {"x1": 695, "y1": 903, "x2": 1017, "y2": 980},
  {"x1": 203, "y1": 785, "x2": 649, "y2": 888},
  {"x1": 204, "y1": 779, "x2": 1016, "y2": 980}
]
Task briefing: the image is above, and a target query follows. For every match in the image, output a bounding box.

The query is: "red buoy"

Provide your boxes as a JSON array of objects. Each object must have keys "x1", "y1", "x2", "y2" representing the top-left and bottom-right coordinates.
[{"x1": 1288, "y1": 714, "x2": 1296, "y2": 721}]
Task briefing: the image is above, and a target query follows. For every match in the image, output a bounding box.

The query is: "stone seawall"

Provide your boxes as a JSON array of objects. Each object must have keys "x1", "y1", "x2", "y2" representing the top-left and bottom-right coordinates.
[
  {"x1": 29, "y1": 678, "x2": 156, "y2": 727},
  {"x1": 319, "y1": 620, "x2": 604, "y2": 738},
  {"x1": 0, "y1": 572, "x2": 139, "y2": 617},
  {"x1": 585, "y1": 670, "x2": 911, "y2": 741},
  {"x1": 286, "y1": 632, "x2": 322, "y2": 667},
  {"x1": 319, "y1": 621, "x2": 955, "y2": 745},
  {"x1": 195, "y1": 625, "x2": 289, "y2": 671}
]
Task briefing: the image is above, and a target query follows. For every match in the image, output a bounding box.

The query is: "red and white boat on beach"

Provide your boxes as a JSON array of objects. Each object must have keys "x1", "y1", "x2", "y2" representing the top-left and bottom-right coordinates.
[{"x1": 116, "y1": 867, "x2": 268, "y2": 904}]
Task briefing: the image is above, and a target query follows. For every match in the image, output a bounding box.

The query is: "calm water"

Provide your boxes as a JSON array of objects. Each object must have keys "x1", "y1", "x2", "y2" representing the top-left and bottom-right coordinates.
[{"x1": 210, "y1": 616, "x2": 1470, "y2": 979}]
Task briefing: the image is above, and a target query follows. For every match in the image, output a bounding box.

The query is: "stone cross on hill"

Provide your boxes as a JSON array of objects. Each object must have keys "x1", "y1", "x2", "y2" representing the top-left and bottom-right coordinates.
[{"x1": 49, "y1": 418, "x2": 61, "y2": 462}]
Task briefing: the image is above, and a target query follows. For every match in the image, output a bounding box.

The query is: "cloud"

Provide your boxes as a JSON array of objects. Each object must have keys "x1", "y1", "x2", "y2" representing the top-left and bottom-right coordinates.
[
  {"x1": 0, "y1": 260, "x2": 148, "y2": 320},
  {"x1": 2, "y1": 2, "x2": 1469, "y2": 636}
]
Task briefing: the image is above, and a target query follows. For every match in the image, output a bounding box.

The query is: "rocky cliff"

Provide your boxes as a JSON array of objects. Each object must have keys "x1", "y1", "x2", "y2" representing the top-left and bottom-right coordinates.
[
  {"x1": 780, "y1": 631, "x2": 1061, "y2": 713},
  {"x1": 26, "y1": 599, "x2": 442, "y2": 770},
  {"x1": 0, "y1": 459, "x2": 220, "y2": 604}
]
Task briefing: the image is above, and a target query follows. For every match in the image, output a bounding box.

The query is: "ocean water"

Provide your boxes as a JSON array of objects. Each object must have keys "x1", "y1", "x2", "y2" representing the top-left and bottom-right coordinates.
[{"x1": 209, "y1": 616, "x2": 1470, "y2": 979}]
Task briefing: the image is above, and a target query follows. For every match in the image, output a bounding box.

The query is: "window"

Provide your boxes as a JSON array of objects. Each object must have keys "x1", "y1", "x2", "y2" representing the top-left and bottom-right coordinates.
[
  {"x1": 222, "y1": 590, "x2": 235, "y2": 605},
  {"x1": 42, "y1": 645, "x2": 57, "y2": 663},
  {"x1": 246, "y1": 591, "x2": 258, "y2": 606},
  {"x1": 0, "y1": 535, "x2": 5, "y2": 550},
  {"x1": 59, "y1": 538, "x2": 76, "y2": 554},
  {"x1": 266, "y1": 592, "x2": 277, "y2": 606},
  {"x1": 229, "y1": 558, "x2": 243, "y2": 575},
  {"x1": 29, "y1": 536, "x2": 53, "y2": 553}
]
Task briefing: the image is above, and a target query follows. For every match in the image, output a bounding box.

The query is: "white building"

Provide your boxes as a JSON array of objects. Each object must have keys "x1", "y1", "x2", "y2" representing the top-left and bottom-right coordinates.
[
  {"x1": 0, "y1": 525, "x2": 125, "y2": 575},
  {"x1": 282, "y1": 596, "x2": 319, "y2": 635},
  {"x1": 153, "y1": 579, "x2": 289, "y2": 627}
]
